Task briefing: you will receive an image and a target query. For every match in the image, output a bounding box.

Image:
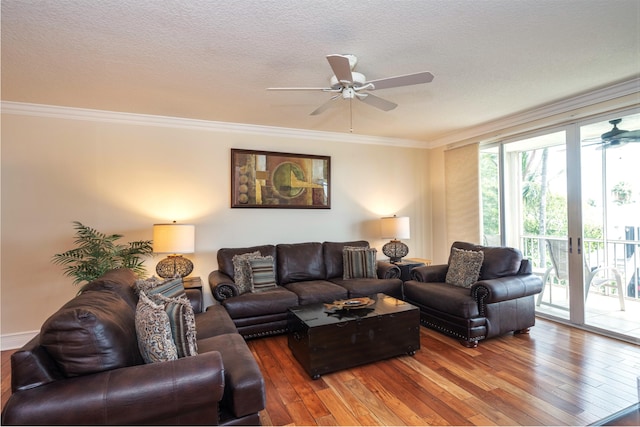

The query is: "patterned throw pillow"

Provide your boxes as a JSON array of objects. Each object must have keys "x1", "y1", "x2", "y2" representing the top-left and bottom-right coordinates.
[
  {"x1": 232, "y1": 251, "x2": 261, "y2": 294},
  {"x1": 134, "y1": 276, "x2": 185, "y2": 299},
  {"x1": 249, "y1": 256, "x2": 278, "y2": 293},
  {"x1": 445, "y1": 247, "x2": 484, "y2": 288},
  {"x1": 135, "y1": 292, "x2": 178, "y2": 363},
  {"x1": 343, "y1": 246, "x2": 377, "y2": 279},
  {"x1": 152, "y1": 293, "x2": 198, "y2": 358}
]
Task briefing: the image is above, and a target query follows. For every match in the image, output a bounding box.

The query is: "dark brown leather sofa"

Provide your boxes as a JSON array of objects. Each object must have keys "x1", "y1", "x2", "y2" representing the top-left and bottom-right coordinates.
[
  {"x1": 1, "y1": 269, "x2": 265, "y2": 425},
  {"x1": 209, "y1": 240, "x2": 402, "y2": 338},
  {"x1": 403, "y1": 241, "x2": 543, "y2": 347}
]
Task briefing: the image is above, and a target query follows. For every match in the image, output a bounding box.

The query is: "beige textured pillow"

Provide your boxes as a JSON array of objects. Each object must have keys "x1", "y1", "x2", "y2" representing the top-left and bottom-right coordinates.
[
  {"x1": 135, "y1": 292, "x2": 178, "y2": 363},
  {"x1": 232, "y1": 251, "x2": 261, "y2": 294},
  {"x1": 446, "y1": 247, "x2": 484, "y2": 288}
]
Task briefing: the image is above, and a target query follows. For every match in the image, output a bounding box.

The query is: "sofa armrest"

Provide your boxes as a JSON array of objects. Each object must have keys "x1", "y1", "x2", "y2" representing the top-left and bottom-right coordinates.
[
  {"x1": 376, "y1": 261, "x2": 401, "y2": 279},
  {"x1": 410, "y1": 264, "x2": 449, "y2": 282},
  {"x1": 471, "y1": 274, "x2": 543, "y2": 305},
  {"x1": 185, "y1": 288, "x2": 203, "y2": 314},
  {"x1": 1, "y1": 352, "x2": 225, "y2": 425},
  {"x1": 208, "y1": 270, "x2": 240, "y2": 302}
]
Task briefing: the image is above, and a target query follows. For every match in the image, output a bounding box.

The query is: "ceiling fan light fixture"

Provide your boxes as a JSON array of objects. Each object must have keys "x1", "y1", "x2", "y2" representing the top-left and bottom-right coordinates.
[{"x1": 330, "y1": 72, "x2": 366, "y2": 89}]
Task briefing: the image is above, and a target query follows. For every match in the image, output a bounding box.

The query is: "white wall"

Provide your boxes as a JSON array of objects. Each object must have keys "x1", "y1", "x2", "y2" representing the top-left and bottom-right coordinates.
[{"x1": 0, "y1": 106, "x2": 433, "y2": 344}]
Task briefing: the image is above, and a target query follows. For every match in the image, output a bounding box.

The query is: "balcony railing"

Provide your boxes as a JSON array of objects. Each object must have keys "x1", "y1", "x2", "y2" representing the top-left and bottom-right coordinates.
[{"x1": 519, "y1": 235, "x2": 640, "y2": 301}]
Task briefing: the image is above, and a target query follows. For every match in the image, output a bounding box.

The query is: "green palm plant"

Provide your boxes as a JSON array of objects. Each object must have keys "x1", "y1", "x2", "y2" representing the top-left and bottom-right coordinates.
[{"x1": 52, "y1": 221, "x2": 153, "y2": 285}]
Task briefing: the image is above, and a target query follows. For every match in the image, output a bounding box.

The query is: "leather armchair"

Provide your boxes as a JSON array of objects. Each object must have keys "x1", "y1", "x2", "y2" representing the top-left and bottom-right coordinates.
[{"x1": 404, "y1": 241, "x2": 543, "y2": 347}]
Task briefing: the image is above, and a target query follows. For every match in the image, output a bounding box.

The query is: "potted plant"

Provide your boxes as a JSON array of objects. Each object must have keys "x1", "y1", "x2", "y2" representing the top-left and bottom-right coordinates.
[{"x1": 52, "y1": 221, "x2": 153, "y2": 285}]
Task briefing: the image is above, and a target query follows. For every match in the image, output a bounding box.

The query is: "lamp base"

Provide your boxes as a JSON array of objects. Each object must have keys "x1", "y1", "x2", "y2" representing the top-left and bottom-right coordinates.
[
  {"x1": 156, "y1": 255, "x2": 193, "y2": 279},
  {"x1": 382, "y1": 240, "x2": 409, "y2": 264}
]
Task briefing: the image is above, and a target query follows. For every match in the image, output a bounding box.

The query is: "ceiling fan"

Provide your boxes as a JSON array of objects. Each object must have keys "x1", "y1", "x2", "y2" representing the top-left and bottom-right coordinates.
[
  {"x1": 582, "y1": 118, "x2": 640, "y2": 149},
  {"x1": 267, "y1": 54, "x2": 434, "y2": 124}
]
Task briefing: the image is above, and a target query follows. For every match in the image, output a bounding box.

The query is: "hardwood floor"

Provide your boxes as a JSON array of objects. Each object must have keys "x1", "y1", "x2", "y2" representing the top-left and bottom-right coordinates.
[
  {"x1": 247, "y1": 318, "x2": 640, "y2": 426},
  {"x1": 2, "y1": 318, "x2": 639, "y2": 425}
]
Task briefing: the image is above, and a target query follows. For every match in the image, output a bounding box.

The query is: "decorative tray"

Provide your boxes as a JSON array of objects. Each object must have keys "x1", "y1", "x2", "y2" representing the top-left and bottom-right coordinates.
[{"x1": 324, "y1": 297, "x2": 375, "y2": 311}]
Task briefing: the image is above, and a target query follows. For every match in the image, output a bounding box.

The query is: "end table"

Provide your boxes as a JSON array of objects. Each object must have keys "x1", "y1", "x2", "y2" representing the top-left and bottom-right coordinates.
[
  {"x1": 183, "y1": 276, "x2": 203, "y2": 296},
  {"x1": 394, "y1": 258, "x2": 432, "y2": 281}
]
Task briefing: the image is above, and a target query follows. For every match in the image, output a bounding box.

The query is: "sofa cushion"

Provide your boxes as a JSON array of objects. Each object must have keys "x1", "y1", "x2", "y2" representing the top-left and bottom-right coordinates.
[
  {"x1": 217, "y1": 245, "x2": 277, "y2": 279},
  {"x1": 323, "y1": 240, "x2": 369, "y2": 279},
  {"x1": 452, "y1": 241, "x2": 523, "y2": 279},
  {"x1": 343, "y1": 246, "x2": 377, "y2": 279},
  {"x1": 232, "y1": 251, "x2": 262, "y2": 294},
  {"x1": 330, "y1": 277, "x2": 403, "y2": 299},
  {"x1": 40, "y1": 290, "x2": 143, "y2": 377},
  {"x1": 277, "y1": 242, "x2": 325, "y2": 284},
  {"x1": 195, "y1": 304, "x2": 239, "y2": 339},
  {"x1": 222, "y1": 287, "x2": 299, "y2": 319},
  {"x1": 248, "y1": 256, "x2": 278, "y2": 293},
  {"x1": 284, "y1": 280, "x2": 348, "y2": 305},
  {"x1": 446, "y1": 247, "x2": 484, "y2": 288},
  {"x1": 403, "y1": 281, "x2": 481, "y2": 318},
  {"x1": 152, "y1": 293, "x2": 198, "y2": 358},
  {"x1": 135, "y1": 292, "x2": 178, "y2": 363}
]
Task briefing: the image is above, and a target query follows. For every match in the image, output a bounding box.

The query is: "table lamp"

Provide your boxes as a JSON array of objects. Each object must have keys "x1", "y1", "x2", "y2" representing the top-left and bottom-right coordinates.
[
  {"x1": 153, "y1": 222, "x2": 195, "y2": 278},
  {"x1": 380, "y1": 215, "x2": 410, "y2": 263}
]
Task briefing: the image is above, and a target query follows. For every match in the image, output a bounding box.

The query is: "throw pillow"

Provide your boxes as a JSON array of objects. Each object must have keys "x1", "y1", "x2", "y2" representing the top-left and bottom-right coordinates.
[
  {"x1": 248, "y1": 256, "x2": 278, "y2": 293},
  {"x1": 232, "y1": 251, "x2": 261, "y2": 294},
  {"x1": 445, "y1": 247, "x2": 484, "y2": 288},
  {"x1": 152, "y1": 293, "x2": 198, "y2": 358},
  {"x1": 343, "y1": 246, "x2": 377, "y2": 279},
  {"x1": 134, "y1": 276, "x2": 185, "y2": 300},
  {"x1": 135, "y1": 292, "x2": 178, "y2": 363}
]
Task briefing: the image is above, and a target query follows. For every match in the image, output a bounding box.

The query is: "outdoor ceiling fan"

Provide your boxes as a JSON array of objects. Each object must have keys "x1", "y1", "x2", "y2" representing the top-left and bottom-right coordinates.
[
  {"x1": 267, "y1": 54, "x2": 434, "y2": 130},
  {"x1": 582, "y1": 118, "x2": 640, "y2": 149}
]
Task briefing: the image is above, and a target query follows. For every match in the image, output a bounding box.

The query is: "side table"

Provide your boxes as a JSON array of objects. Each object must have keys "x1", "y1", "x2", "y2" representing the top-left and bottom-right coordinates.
[
  {"x1": 394, "y1": 258, "x2": 433, "y2": 281},
  {"x1": 183, "y1": 276, "x2": 203, "y2": 296}
]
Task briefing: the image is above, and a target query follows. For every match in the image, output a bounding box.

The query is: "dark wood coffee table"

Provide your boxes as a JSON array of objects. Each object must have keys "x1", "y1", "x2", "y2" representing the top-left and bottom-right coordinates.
[{"x1": 287, "y1": 293, "x2": 420, "y2": 379}]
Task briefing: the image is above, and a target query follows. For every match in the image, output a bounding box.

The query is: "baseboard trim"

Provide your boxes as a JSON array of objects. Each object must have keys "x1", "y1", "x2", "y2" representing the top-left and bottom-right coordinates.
[{"x1": 1, "y1": 331, "x2": 39, "y2": 351}]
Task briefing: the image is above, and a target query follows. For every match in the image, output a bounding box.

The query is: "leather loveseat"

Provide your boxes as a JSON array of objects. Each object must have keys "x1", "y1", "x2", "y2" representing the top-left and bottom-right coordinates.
[
  {"x1": 1, "y1": 269, "x2": 265, "y2": 425},
  {"x1": 208, "y1": 240, "x2": 402, "y2": 338},
  {"x1": 403, "y1": 241, "x2": 543, "y2": 348}
]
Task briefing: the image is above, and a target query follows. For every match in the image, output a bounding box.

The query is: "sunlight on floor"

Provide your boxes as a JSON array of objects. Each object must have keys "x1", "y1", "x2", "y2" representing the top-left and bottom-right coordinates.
[{"x1": 536, "y1": 283, "x2": 640, "y2": 341}]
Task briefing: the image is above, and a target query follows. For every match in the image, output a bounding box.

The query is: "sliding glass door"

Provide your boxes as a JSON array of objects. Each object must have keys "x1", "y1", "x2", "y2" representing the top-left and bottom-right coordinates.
[
  {"x1": 580, "y1": 113, "x2": 640, "y2": 337},
  {"x1": 480, "y1": 108, "x2": 640, "y2": 342}
]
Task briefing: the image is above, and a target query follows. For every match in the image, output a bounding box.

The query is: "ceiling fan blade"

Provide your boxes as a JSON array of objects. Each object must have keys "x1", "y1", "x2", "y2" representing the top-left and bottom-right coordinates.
[
  {"x1": 310, "y1": 95, "x2": 340, "y2": 116},
  {"x1": 267, "y1": 87, "x2": 332, "y2": 91},
  {"x1": 617, "y1": 129, "x2": 640, "y2": 141},
  {"x1": 357, "y1": 93, "x2": 398, "y2": 111},
  {"x1": 366, "y1": 71, "x2": 434, "y2": 90},
  {"x1": 582, "y1": 129, "x2": 640, "y2": 144},
  {"x1": 326, "y1": 54, "x2": 353, "y2": 84},
  {"x1": 597, "y1": 141, "x2": 629, "y2": 150}
]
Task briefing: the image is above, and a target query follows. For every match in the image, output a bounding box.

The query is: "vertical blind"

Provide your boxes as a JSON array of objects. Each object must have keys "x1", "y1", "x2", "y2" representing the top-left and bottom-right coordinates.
[{"x1": 444, "y1": 143, "x2": 481, "y2": 247}]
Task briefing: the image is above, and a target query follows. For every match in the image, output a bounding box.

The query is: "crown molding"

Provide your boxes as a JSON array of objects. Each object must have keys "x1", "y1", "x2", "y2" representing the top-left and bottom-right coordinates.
[
  {"x1": 4, "y1": 77, "x2": 638, "y2": 150},
  {"x1": 429, "y1": 77, "x2": 640, "y2": 148},
  {"x1": 0, "y1": 101, "x2": 427, "y2": 149}
]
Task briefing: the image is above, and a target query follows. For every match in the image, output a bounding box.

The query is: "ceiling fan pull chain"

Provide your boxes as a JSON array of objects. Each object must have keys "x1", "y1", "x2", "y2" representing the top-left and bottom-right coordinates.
[{"x1": 349, "y1": 98, "x2": 353, "y2": 133}]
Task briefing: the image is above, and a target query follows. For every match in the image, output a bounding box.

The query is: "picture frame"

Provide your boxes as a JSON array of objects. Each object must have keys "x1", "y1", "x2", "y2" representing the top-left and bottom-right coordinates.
[{"x1": 231, "y1": 149, "x2": 331, "y2": 209}]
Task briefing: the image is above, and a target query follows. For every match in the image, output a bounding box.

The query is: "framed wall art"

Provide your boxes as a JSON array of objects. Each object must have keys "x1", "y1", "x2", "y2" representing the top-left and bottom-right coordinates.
[{"x1": 231, "y1": 149, "x2": 331, "y2": 209}]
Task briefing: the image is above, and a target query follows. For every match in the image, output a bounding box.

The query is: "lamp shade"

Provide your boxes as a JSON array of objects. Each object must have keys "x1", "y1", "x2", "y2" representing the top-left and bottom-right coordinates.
[
  {"x1": 380, "y1": 216, "x2": 410, "y2": 240},
  {"x1": 153, "y1": 223, "x2": 195, "y2": 254}
]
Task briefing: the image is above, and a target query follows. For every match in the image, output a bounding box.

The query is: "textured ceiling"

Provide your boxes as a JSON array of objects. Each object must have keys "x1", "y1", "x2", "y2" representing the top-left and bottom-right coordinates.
[{"x1": 2, "y1": 0, "x2": 639, "y2": 144}]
